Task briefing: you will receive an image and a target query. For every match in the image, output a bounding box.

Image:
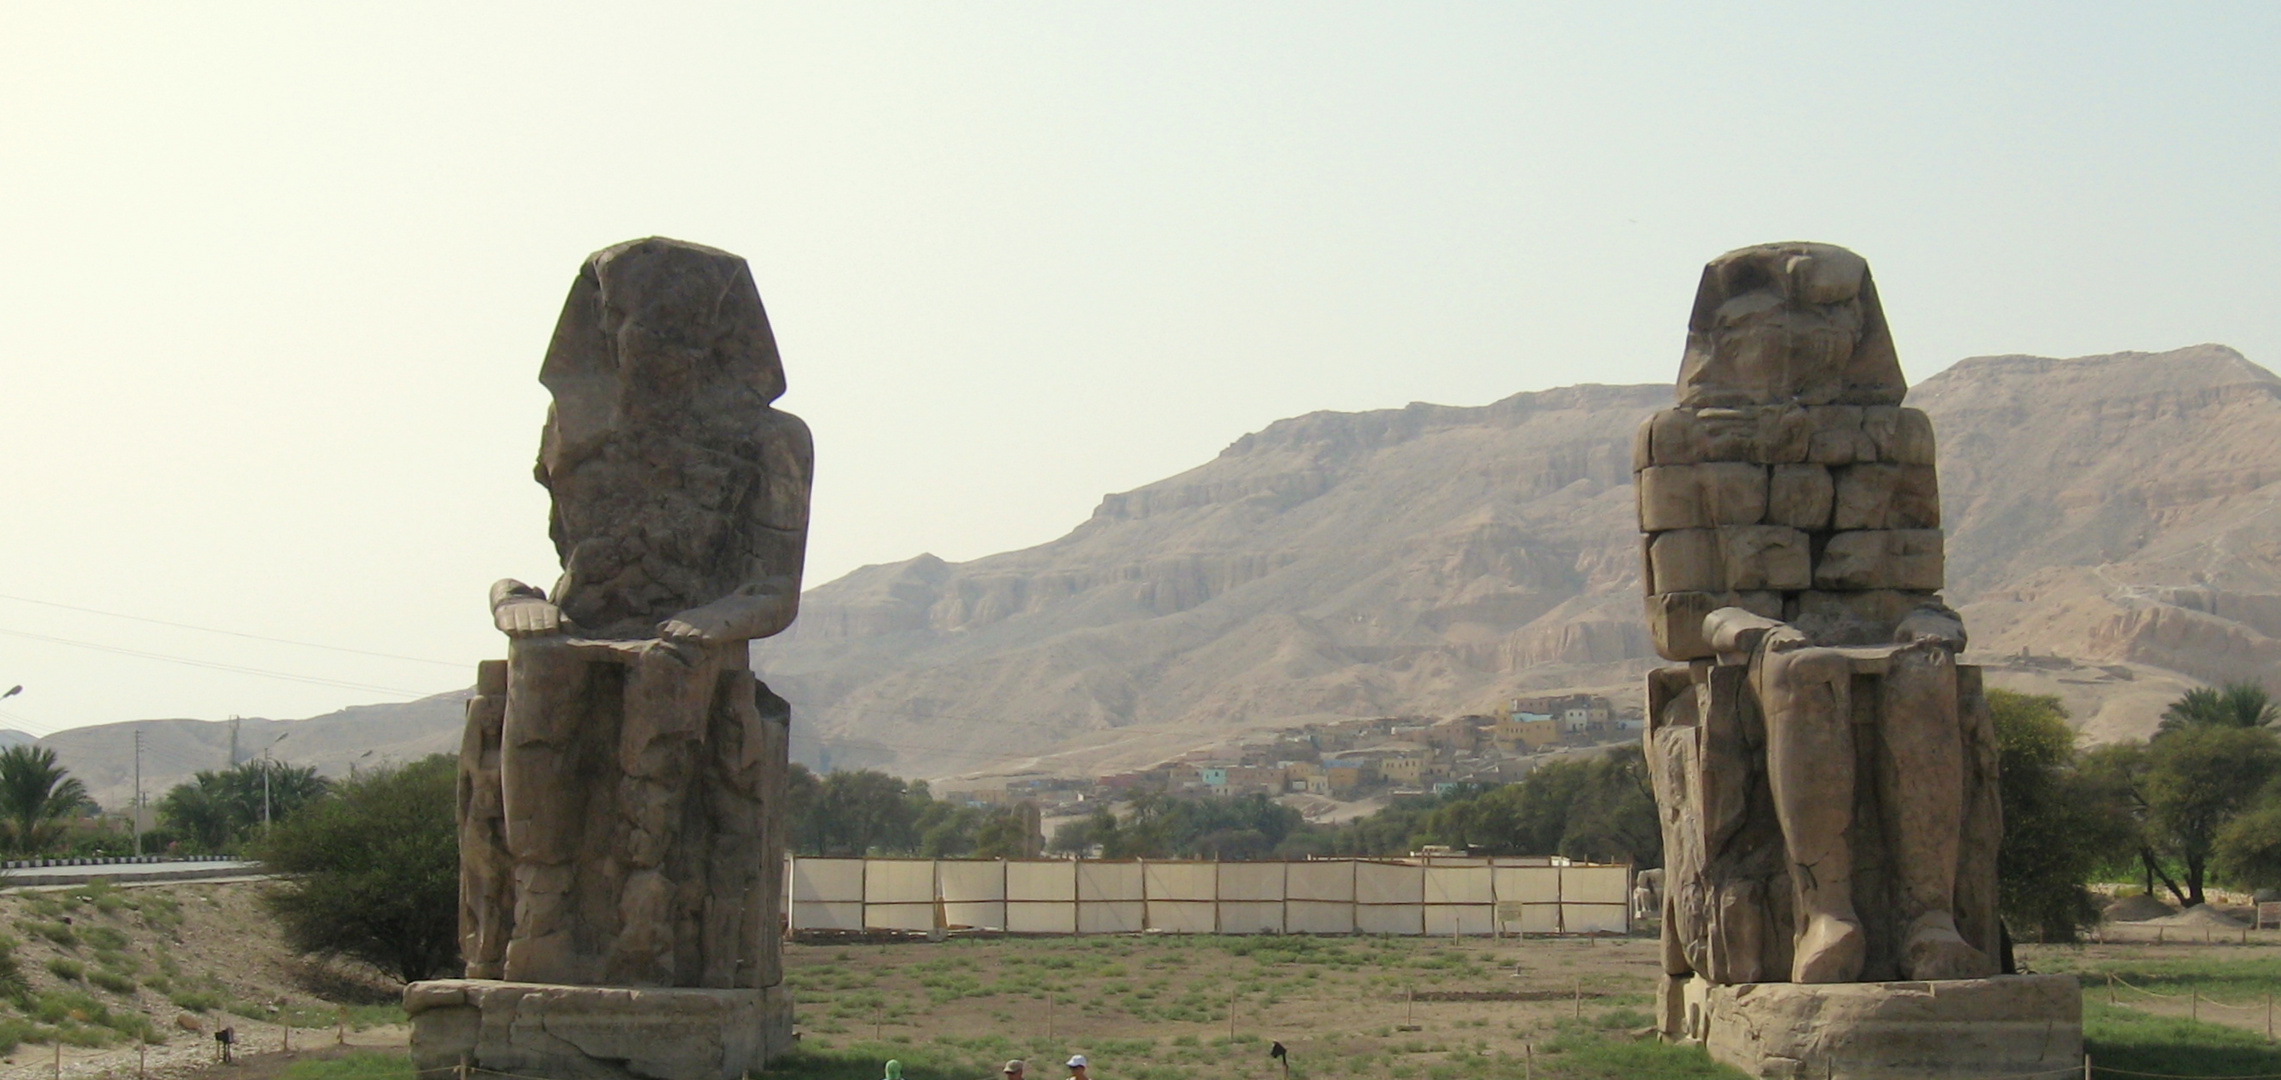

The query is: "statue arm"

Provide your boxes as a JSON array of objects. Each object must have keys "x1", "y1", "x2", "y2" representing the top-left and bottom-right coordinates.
[
  {"x1": 490, "y1": 579, "x2": 565, "y2": 637},
  {"x1": 658, "y1": 575, "x2": 800, "y2": 645}
]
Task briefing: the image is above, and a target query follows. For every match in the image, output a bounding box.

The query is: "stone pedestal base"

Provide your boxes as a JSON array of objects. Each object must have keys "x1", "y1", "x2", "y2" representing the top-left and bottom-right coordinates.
[
  {"x1": 406, "y1": 980, "x2": 794, "y2": 1080},
  {"x1": 1660, "y1": 973, "x2": 2081, "y2": 1080}
]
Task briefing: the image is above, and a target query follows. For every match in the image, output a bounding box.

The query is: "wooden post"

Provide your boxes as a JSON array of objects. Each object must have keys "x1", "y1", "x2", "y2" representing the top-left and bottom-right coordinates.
[
  {"x1": 1524, "y1": 1043, "x2": 1533, "y2": 1080},
  {"x1": 1048, "y1": 992, "x2": 1055, "y2": 1040},
  {"x1": 1406, "y1": 984, "x2": 1414, "y2": 1026},
  {"x1": 457, "y1": 1059, "x2": 469, "y2": 1080},
  {"x1": 138, "y1": 1044, "x2": 146, "y2": 1080},
  {"x1": 2108, "y1": 974, "x2": 2117, "y2": 1004},
  {"x1": 338, "y1": 1005, "x2": 348, "y2": 1046},
  {"x1": 2267, "y1": 989, "x2": 2273, "y2": 1041},
  {"x1": 1574, "y1": 979, "x2": 1582, "y2": 1020},
  {"x1": 2193, "y1": 989, "x2": 2200, "y2": 1022},
  {"x1": 54, "y1": 1040, "x2": 62, "y2": 1080},
  {"x1": 284, "y1": 1022, "x2": 291, "y2": 1052},
  {"x1": 1229, "y1": 985, "x2": 1237, "y2": 1041},
  {"x1": 2082, "y1": 1051, "x2": 2091, "y2": 1080}
]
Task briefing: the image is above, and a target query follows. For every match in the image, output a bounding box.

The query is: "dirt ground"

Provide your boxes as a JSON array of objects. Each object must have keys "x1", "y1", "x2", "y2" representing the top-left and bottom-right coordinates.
[{"x1": 0, "y1": 880, "x2": 406, "y2": 1080}]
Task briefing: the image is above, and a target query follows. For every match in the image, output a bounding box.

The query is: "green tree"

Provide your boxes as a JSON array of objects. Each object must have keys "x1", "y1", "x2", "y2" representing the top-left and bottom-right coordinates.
[
  {"x1": 256, "y1": 755, "x2": 457, "y2": 983},
  {"x1": 2158, "y1": 682, "x2": 2281, "y2": 734},
  {"x1": 970, "y1": 809, "x2": 1033, "y2": 859},
  {"x1": 2214, "y1": 800, "x2": 2281, "y2": 891},
  {"x1": 0, "y1": 745, "x2": 92, "y2": 855},
  {"x1": 2143, "y1": 724, "x2": 2281, "y2": 906},
  {"x1": 1988, "y1": 690, "x2": 2135, "y2": 941},
  {"x1": 156, "y1": 773, "x2": 237, "y2": 851},
  {"x1": 808, "y1": 770, "x2": 924, "y2": 855}
]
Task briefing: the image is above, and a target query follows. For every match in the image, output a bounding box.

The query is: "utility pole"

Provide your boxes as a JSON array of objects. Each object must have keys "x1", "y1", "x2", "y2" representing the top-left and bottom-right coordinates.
[
  {"x1": 132, "y1": 728, "x2": 144, "y2": 857},
  {"x1": 228, "y1": 716, "x2": 240, "y2": 767}
]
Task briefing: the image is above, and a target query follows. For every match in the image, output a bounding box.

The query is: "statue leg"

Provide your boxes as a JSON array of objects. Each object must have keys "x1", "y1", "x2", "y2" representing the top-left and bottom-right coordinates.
[
  {"x1": 1759, "y1": 645, "x2": 1865, "y2": 983},
  {"x1": 1879, "y1": 642, "x2": 1992, "y2": 979},
  {"x1": 608, "y1": 642, "x2": 720, "y2": 985},
  {"x1": 499, "y1": 637, "x2": 590, "y2": 984}
]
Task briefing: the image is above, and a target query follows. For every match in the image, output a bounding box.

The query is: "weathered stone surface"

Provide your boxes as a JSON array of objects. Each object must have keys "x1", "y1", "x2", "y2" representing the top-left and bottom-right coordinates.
[
  {"x1": 406, "y1": 980, "x2": 794, "y2": 1080},
  {"x1": 1646, "y1": 590, "x2": 1783, "y2": 661},
  {"x1": 1766, "y1": 464, "x2": 1833, "y2": 529},
  {"x1": 1817, "y1": 530, "x2": 1945, "y2": 591},
  {"x1": 1645, "y1": 246, "x2": 2011, "y2": 1068},
  {"x1": 421, "y1": 238, "x2": 808, "y2": 1076},
  {"x1": 1649, "y1": 527, "x2": 1811, "y2": 594},
  {"x1": 1833, "y1": 464, "x2": 1940, "y2": 530},
  {"x1": 1647, "y1": 408, "x2": 1703, "y2": 465},
  {"x1": 1676, "y1": 243, "x2": 1905, "y2": 409},
  {"x1": 1786, "y1": 590, "x2": 1939, "y2": 645},
  {"x1": 1637, "y1": 463, "x2": 1769, "y2": 530},
  {"x1": 1689, "y1": 974, "x2": 2082, "y2": 1080}
]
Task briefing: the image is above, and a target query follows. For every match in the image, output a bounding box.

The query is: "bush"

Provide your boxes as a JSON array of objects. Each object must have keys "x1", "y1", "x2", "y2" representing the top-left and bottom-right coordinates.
[
  {"x1": 44, "y1": 958, "x2": 83, "y2": 981},
  {"x1": 256, "y1": 755, "x2": 458, "y2": 983},
  {"x1": 88, "y1": 970, "x2": 137, "y2": 995}
]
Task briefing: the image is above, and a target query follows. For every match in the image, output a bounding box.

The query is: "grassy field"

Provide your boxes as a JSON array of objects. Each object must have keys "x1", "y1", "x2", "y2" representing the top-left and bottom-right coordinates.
[{"x1": 258, "y1": 937, "x2": 2281, "y2": 1080}]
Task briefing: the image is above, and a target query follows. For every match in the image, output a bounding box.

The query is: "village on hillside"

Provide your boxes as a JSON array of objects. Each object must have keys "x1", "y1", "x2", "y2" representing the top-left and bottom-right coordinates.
[{"x1": 941, "y1": 693, "x2": 1640, "y2": 816}]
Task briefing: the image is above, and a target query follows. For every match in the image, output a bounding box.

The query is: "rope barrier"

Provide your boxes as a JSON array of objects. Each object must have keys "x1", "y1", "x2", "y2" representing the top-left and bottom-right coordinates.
[{"x1": 2108, "y1": 971, "x2": 2277, "y2": 1010}]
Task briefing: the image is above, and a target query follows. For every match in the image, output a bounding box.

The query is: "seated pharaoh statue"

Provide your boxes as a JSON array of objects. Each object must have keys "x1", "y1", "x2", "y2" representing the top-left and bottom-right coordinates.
[
  {"x1": 1637, "y1": 242, "x2": 2005, "y2": 995},
  {"x1": 463, "y1": 236, "x2": 812, "y2": 990}
]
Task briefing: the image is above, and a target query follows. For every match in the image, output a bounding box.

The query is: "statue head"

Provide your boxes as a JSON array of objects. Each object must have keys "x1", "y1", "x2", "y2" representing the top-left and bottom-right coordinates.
[
  {"x1": 539, "y1": 237, "x2": 785, "y2": 464},
  {"x1": 1676, "y1": 242, "x2": 1903, "y2": 408}
]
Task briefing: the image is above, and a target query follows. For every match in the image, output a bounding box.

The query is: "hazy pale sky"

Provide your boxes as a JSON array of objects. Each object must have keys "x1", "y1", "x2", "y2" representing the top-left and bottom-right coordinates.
[{"x1": 2, "y1": 3, "x2": 2276, "y2": 737}]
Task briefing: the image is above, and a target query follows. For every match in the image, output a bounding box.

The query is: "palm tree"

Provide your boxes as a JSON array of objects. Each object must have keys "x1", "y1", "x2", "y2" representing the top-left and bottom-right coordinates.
[
  {"x1": 2158, "y1": 683, "x2": 2281, "y2": 735},
  {"x1": 157, "y1": 772, "x2": 238, "y2": 851},
  {"x1": 0, "y1": 745, "x2": 92, "y2": 855}
]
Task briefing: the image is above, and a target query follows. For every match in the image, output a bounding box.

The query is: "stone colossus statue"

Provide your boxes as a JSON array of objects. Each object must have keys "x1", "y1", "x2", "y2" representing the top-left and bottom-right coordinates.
[
  {"x1": 1637, "y1": 242, "x2": 2003, "y2": 994},
  {"x1": 462, "y1": 237, "x2": 812, "y2": 989}
]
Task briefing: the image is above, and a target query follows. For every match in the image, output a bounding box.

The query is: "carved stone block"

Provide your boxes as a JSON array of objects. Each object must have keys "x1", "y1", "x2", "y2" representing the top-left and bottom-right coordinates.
[
  {"x1": 1805, "y1": 406, "x2": 1873, "y2": 465},
  {"x1": 1648, "y1": 408, "x2": 1703, "y2": 466},
  {"x1": 1691, "y1": 974, "x2": 2082, "y2": 1080},
  {"x1": 1833, "y1": 464, "x2": 1940, "y2": 530},
  {"x1": 1816, "y1": 529, "x2": 1945, "y2": 591},
  {"x1": 1863, "y1": 406, "x2": 1938, "y2": 466},
  {"x1": 1786, "y1": 590, "x2": 1939, "y2": 645},
  {"x1": 1650, "y1": 527, "x2": 1812, "y2": 594},
  {"x1": 406, "y1": 980, "x2": 794, "y2": 1080},
  {"x1": 1638, "y1": 463, "x2": 1769, "y2": 531},
  {"x1": 1766, "y1": 464, "x2": 1834, "y2": 529},
  {"x1": 1646, "y1": 590, "x2": 1785, "y2": 661}
]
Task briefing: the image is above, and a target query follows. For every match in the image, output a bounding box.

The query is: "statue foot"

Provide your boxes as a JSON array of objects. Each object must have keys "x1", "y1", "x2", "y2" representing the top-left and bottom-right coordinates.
[
  {"x1": 1791, "y1": 912, "x2": 1866, "y2": 983},
  {"x1": 1899, "y1": 912, "x2": 1991, "y2": 981}
]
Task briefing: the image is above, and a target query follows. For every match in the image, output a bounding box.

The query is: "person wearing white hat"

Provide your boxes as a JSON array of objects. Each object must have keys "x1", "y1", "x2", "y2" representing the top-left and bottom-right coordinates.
[
  {"x1": 1002, "y1": 1061, "x2": 1026, "y2": 1078},
  {"x1": 1064, "y1": 1054, "x2": 1089, "y2": 1078}
]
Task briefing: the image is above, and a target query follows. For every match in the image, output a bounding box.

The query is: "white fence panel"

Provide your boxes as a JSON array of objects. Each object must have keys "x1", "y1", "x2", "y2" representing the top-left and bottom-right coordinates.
[
  {"x1": 1562, "y1": 903, "x2": 1629, "y2": 934},
  {"x1": 939, "y1": 860, "x2": 1006, "y2": 903},
  {"x1": 1561, "y1": 866, "x2": 1630, "y2": 905},
  {"x1": 1007, "y1": 860, "x2": 1077, "y2": 902},
  {"x1": 792, "y1": 857, "x2": 1626, "y2": 936},
  {"x1": 1425, "y1": 904, "x2": 1493, "y2": 936},
  {"x1": 865, "y1": 903, "x2": 934, "y2": 932},
  {"x1": 1356, "y1": 861, "x2": 1424, "y2": 905},
  {"x1": 866, "y1": 859, "x2": 936, "y2": 905},
  {"x1": 1006, "y1": 901, "x2": 1075, "y2": 934},
  {"x1": 943, "y1": 901, "x2": 1006, "y2": 930},
  {"x1": 1218, "y1": 901, "x2": 1283, "y2": 934},
  {"x1": 1145, "y1": 861, "x2": 1218, "y2": 902},
  {"x1": 1424, "y1": 865, "x2": 1492, "y2": 905},
  {"x1": 1356, "y1": 903, "x2": 1424, "y2": 935},
  {"x1": 792, "y1": 858, "x2": 865, "y2": 903},
  {"x1": 1078, "y1": 862, "x2": 1144, "y2": 902},
  {"x1": 1287, "y1": 860, "x2": 1355, "y2": 902},
  {"x1": 1492, "y1": 865, "x2": 1561, "y2": 904},
  {"x1": 1079, "y1": 900, "x2": 1145, "y2": 934},
  {"x1": 792, "y1": 900, "x2": 863, "y2": 930},
  {"x1": 1218, "y1": 862, "x2": 1284, "y2": 902},
  {"x1": 1148, "y1": 900, "x2": 1217, "y2": 933},
  {"x1": 1286, "y1": 899, "x2": 1355, "y2": 934}
]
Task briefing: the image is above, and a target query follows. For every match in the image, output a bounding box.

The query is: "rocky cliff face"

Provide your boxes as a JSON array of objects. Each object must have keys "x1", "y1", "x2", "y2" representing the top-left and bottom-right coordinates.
[{"x1": 756, "y1": 346, "x2": 2281, "y2": 778}]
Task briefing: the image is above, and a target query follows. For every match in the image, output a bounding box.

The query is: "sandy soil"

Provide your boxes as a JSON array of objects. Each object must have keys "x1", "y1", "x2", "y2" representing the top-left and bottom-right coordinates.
[{"x1": 0, "y1": 880, "x2": 405, "y2": 1080}]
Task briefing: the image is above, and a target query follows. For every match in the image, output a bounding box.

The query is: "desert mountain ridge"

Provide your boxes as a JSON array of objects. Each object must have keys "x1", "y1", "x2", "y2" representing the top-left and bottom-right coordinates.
[
  {"x1": 755, "y1": 344, "x2": 2281, "y2": 779},
  {"x1": 41, "y1": 344, "x2": 2281, "y2": 802}
]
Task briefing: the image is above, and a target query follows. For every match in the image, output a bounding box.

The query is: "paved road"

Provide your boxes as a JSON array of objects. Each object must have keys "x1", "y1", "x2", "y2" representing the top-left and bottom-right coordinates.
[{"x1": 0, "y1": 859, "x2": 260, "y2": 888}]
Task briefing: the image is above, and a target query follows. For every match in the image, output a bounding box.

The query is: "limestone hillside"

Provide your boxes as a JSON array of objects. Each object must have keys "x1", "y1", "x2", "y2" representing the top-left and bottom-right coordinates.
[{"x1": 752, "y1": 345, "x2": 2281, "y2": 778}]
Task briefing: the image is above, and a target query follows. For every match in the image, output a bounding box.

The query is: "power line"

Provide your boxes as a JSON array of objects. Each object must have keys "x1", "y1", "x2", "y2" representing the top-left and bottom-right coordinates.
[
  {"x1": 0, "y1": 592, "x2": 465, "y2": 667},
  {"x1": 0, "y1": 626, "x2": 441, "y2": 698}
]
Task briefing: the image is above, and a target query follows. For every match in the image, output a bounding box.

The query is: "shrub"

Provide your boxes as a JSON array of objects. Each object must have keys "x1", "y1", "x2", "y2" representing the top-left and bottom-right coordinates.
[
  {"x1": 45, "y1": 958, "x2": 83, "y2": 981},
  {"x1": 256, "y1": 755, "x2": 458, "y2": 983}
]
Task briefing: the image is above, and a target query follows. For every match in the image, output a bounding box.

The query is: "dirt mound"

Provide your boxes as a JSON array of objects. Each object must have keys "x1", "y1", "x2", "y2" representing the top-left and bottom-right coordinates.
[
  {"x1": 2103, "y1": 893, "x2": 2178, "y2": 922},
  {"x1": 2144, "y1": 903, "x2": 2248, "y2": 929}
]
